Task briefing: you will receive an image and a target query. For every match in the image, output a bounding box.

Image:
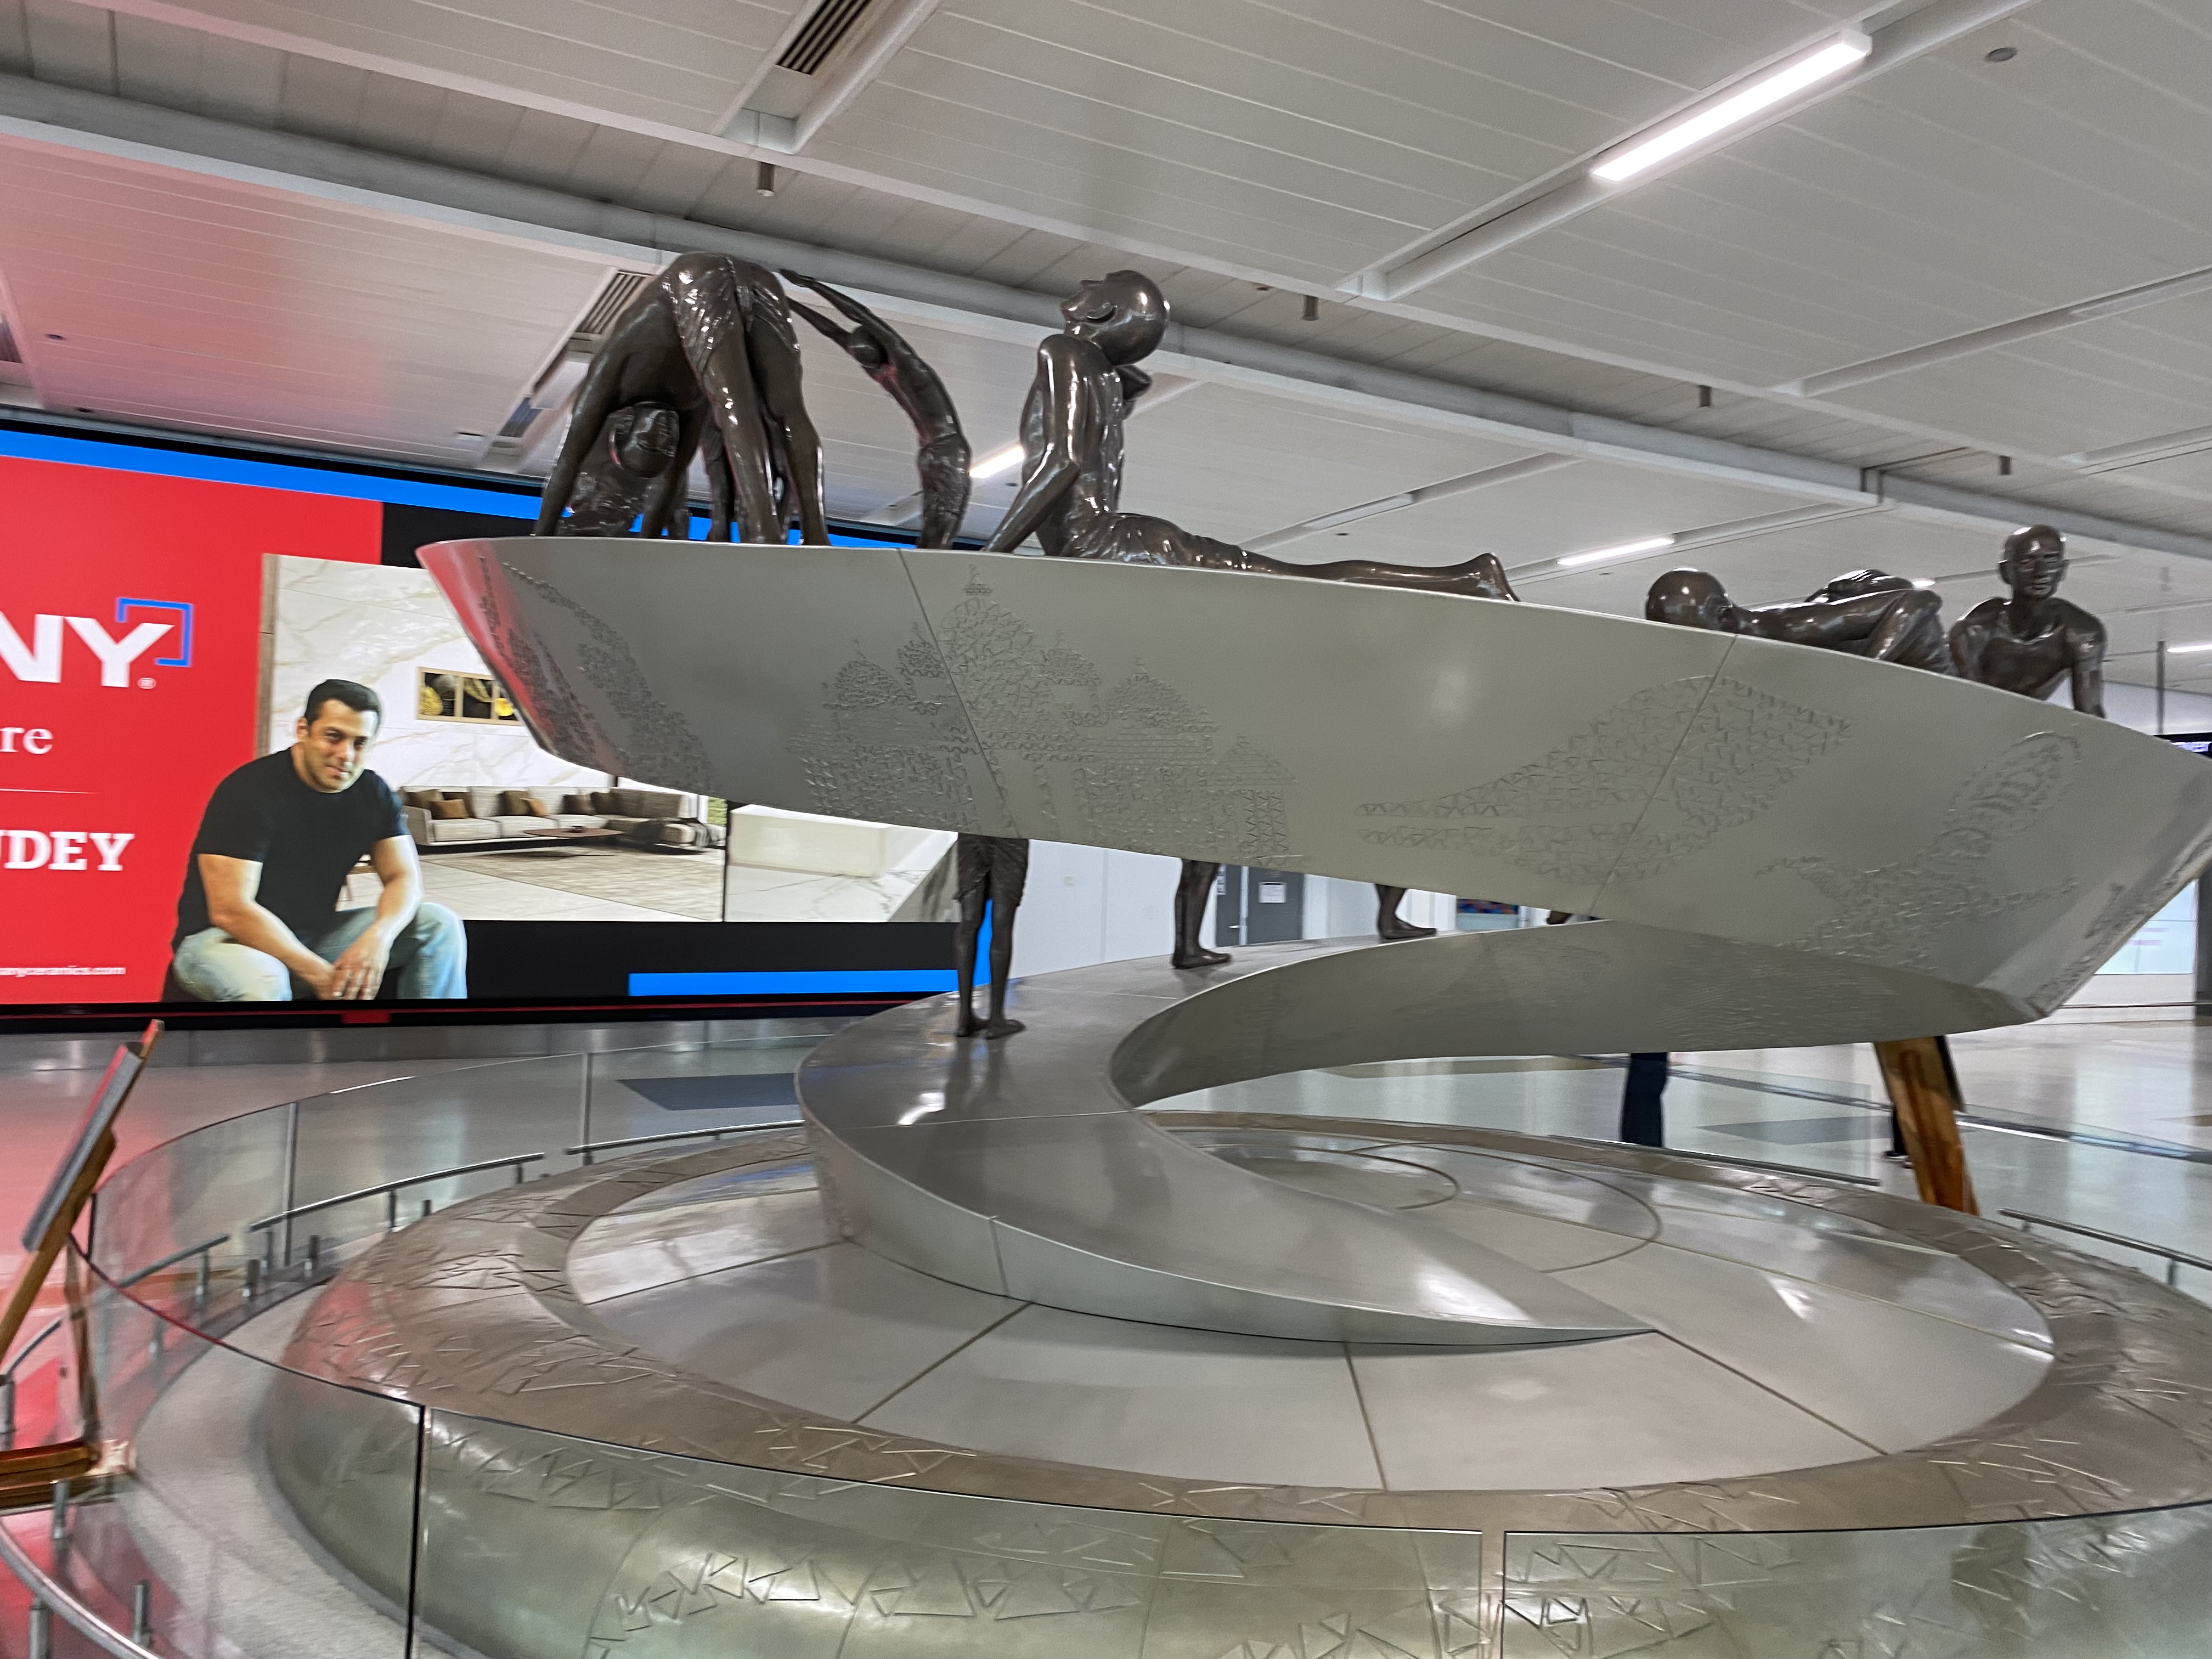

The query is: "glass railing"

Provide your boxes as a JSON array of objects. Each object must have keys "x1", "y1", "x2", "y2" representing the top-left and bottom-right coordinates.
[{"x1": 6, "y1": 1032, "x2": 2212, "y2": 1658}]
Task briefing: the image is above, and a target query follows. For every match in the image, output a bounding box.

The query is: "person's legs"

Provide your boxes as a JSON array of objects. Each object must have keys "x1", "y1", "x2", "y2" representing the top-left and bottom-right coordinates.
[
  {"x1": 171, "y1": 928, "x2": 293, "y2": 1002},
  {"x1": 1620, "y1": 1052, "x2": 1668, "y2": 1148},
  {"x1": 301, "y1": 904, "x2": 466, "y2": 999},
  {"x1": 1172, "y1": 860, "x2": 1229, "y2": 968},
  {"x1": 382, "y1": 903, "x2": 468, "y2": 998}
]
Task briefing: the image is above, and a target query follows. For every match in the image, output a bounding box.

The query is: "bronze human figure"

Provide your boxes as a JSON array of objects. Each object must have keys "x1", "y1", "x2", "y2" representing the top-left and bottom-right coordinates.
[
  {"x1": 983, "y1": 270, "x2": 1519, "y2": 600},
  {"x1": 953, "y1": 833, "x2": 1028, "y2": 1038},
  {"x1": 537, "y1": 254, "x2": 826, "y2": 545},
  {"x1": 1949, "y1": 526, "x2": 2108, "y2": 716},
  {"x1": 1645, "y1": 567, "x2": 1953, "y2": 672},
  {"x1": 782, "y1": 272, "x2": 972, "y2": 549},
  {"x1": 552, "y1": 404, "x2": 687, "y2": 536}
]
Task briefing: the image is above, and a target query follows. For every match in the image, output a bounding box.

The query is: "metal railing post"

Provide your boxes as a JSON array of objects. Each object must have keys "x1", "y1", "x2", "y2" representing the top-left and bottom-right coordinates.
[
  {"x1": 27, "y1": 1600, "x2": 50, "y2": 1659},
  {"x1": 49, "y1": 1480, "x2": 69, "y2": 1543},
  {"x1": 131, "y1": 1581, "x2": 152, "y2": 1646}
]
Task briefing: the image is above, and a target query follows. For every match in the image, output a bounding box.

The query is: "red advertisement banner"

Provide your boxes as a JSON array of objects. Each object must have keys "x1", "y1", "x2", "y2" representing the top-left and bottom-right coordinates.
[{"x1": 0, "y1": 456, "x2": 379, "y2": 1002}]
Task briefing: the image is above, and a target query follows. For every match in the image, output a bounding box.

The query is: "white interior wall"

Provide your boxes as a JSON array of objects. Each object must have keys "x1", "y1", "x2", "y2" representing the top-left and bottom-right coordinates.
[{"x1": 265, "y1": 555, "x2": 603, "y2": 795}]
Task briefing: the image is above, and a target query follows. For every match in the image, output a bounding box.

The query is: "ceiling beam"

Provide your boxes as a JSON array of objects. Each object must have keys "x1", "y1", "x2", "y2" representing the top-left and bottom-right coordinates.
[{"x1": 2, "y1": 72, "x2": 2209, "y2": 565}]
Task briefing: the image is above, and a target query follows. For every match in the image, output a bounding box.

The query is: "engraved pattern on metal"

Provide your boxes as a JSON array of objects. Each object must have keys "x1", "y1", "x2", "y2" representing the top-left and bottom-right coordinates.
[{"x1": 419, "y1": 539, "x2": 2212, "y2": 1347}]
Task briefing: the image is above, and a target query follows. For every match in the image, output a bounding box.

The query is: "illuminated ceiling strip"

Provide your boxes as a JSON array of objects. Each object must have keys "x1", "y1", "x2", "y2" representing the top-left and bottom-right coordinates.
[
  {"x1": 1590, "y1": 35, "x2": 1870, "y2": 183},
  {"x1": 1354, "y1": 1, "x2": 2037, "y2": 301},
  {"x1": 1558, "y1": 534, "x2": 1675, "y2": 569}
]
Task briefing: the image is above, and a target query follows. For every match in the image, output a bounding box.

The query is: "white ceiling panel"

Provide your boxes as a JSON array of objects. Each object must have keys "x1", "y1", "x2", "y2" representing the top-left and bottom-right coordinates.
[
  {"x1": 808, "y1": 0, "x2": 1869, "y2": 284},
  {"x1": 0, "y1": 137, "x2": 613, "y2": 463},
  {"x1": 1114, "y1": 383, "x2": 1545, "y2": 546},
  {"x1": 115, "y1": 0, "x2": 796, "y2": 131},
  {"x1": 1410, "y1": 0, "x2": 2212, "y2": 390},
  {"x1": 1279, "y1": 457, "x2": 1805, "y2": 574},
  {"x1": 1812, "y1": 293, "x2": 2212, "y2": 462}
]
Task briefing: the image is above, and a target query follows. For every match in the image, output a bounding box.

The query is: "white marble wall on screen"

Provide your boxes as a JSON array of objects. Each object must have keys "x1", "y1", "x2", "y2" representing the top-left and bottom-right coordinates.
[{"x1": 263, "y1": 555, "x2": 604, "y2": 795}]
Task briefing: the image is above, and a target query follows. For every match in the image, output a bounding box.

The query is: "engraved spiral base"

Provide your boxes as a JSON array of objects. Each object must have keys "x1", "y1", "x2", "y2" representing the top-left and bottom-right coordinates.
[{"x1": 260, "y1": 1101, "x2": 2212, "y2": 1658}]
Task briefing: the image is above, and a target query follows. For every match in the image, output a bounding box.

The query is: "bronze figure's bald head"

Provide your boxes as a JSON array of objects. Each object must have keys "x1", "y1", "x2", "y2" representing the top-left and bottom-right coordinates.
[
  {"x1": 1999, "y1": 523, "x2": 2068, "y2": 601},
  {"x1": 1645, "y1": 567, "x2": 1732, "y2": 630},
  {"x1": 1063, "y1": 270, "x2": 1168, "y2": 365}
]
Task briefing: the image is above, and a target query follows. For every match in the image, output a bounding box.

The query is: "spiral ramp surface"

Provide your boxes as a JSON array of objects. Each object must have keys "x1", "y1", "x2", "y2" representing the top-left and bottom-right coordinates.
[{"x1": 423, "y1": 538, "x2": 2212, "y2": 1347}]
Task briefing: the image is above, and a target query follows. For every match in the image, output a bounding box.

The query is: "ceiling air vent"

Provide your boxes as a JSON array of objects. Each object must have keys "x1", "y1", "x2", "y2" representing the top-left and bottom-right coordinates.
[
  {"x1": 778, "y1": 0, "x2": 874, "y2": 75},
  {"x1": 574, "y1": 269, "x2": 653, "y2": 339}
]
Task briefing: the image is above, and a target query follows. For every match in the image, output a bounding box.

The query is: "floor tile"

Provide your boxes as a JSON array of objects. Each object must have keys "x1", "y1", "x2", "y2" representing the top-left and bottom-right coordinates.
[{"x1": 864, "y1": 1304, "x2": 1383, "y2": 1489}]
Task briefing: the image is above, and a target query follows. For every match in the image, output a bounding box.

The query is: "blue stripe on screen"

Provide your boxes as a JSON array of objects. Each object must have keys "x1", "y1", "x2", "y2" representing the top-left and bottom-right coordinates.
[{"x1": 629, "y1": 970, "x2": 958, "y2": 996}]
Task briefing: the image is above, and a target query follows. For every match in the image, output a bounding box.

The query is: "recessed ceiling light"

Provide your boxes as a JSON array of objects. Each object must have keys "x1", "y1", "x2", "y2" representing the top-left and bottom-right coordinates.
[
  {"x1": 1592, "y1": 32, "x2": 1870, "y2": 183},
  {"x1": 969, "y1": 442, "x2": 1025, "y2": 481},
  {"x1": 1558, "y1": 534, "x2": 1676, "y2": 569},
  {"x1": 1985, "y1": 46, "x2": 2017, "y2": 62},
  {"x1": 455, "y1": 430, "x2": 483, "y2": 438}
]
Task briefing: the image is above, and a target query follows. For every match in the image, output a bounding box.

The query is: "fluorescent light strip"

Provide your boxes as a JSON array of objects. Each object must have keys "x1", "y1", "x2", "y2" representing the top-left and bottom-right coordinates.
[
  {"x1": 1557, "y1": 535, "x2": 1675, "y2": 569},
  {"x1": 2167, "y1": 642, "x2": 2212, "y2": 655},
  {"x1": 970, "y1": 442, "x2": 1025, "y2": 481},
  {"x1": 1593, "y1": 32, "x2": 1870, "y2": 183}
]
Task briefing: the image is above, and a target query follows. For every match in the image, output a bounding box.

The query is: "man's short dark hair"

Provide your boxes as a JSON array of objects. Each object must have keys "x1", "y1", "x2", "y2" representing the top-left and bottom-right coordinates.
[{"x1": 302, "y1": 679, "x2": 382, "y2": 727}]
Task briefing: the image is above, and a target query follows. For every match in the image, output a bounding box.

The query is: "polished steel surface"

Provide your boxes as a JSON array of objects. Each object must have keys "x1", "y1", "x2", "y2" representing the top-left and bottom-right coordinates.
[
  {"x1": 274, "y1": 1125, "x2": 2212, "y2": 1534},
  {"x1": 422, "y1": 532, "x2": 2212, "y2": 1346}
]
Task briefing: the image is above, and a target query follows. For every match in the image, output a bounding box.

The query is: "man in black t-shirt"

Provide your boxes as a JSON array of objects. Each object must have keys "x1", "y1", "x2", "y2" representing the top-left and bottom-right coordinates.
[{"x1": 171, "y1": 679, "x2": 465, "y2": 1001}]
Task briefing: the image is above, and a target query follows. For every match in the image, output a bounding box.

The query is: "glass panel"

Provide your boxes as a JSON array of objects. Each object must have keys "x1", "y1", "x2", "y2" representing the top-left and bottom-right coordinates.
[
  {"x1": 282, "y1": 1052, "x2": 590, "y2": 1265},
  {"x1": 415, "y1": 1409, "x2": 1478, "y2": 1659},
  {"x1": 1502, "y1": 1519, "x2": 2212, "y2": 1656},
  {"x1": 46, "y1": 1276, "x2": 421, "y2": 1659},
  {"x1": 86, "y1": 1103, "x2": 289, "y2": 1290}
]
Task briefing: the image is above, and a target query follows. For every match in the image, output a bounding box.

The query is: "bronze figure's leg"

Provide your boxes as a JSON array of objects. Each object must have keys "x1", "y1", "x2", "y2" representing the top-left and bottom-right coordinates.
[
  {"x1": 980, "y1": 839, "x2": 1026, "y2": 1039},
  {"x1": 953, "y1": 836, "x2": 988, "y2": 1036},
  {"x1": 535, "y1": 360, "x2": 624, "y2": 535},
  {"x1": 1257, "y1": 551, "x2": 1521, "y2": 602},
  {"x1": 667, "y1": 264, "x2": 781, "y2": 543},
  {"x1": 747, "y1": 306, "x2": 829, "y2": 545},
  {"x1": 699, "y1": 422, "x2": 735, "y2": 543},
  {"x1": 917, "y1": 433, "x2": 973, "y2": 549},
  {"x1": 953, "y1": 836, "x2": 1027, "y2": 1038},
  {"x1": 1173, "y1": 859, "x2": 1230, "y2": 969},
  {"x1": 1375, "y1": 885, "x2": 1436, "y2": 941}
]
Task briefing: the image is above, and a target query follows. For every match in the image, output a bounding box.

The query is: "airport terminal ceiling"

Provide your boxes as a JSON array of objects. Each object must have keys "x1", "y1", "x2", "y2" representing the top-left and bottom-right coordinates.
[{"x1": 2, "y1": 0, "x2": 2212, "y2": 691}]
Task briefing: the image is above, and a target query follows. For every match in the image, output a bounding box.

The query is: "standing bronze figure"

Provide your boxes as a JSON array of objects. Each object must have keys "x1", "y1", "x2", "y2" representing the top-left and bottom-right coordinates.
[
  {"x1": 782, "y1": 272, "x2": 971, "y2": 549},
  {"x1": 953, "y1": 833, "x2": 1028, "y2": 1038},
  {"x1": 1645, "y1": 567, "x2": 1953, "y2": 672},
  {"x1": 537, "y1": 254, "x2": 826, "y2": 545},
  {"x1": 1949, "y1": 526, "x2": 2108, "y2": 716},
  {"x1": 983, "y1": 270, "x2": 1519, "y2": 600}
]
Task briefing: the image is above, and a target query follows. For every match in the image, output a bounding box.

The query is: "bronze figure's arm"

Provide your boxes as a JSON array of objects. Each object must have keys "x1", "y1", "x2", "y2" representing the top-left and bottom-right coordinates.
[
  {"x1": 2068, "y1": 610, "x2": 2108, "y2": 718},
  {"x1": 780, "y1": 270, "x2": 972, "y2": 548},
  {"x1": 984, "y1": 335, "x2": 1090, "y2": 553}
]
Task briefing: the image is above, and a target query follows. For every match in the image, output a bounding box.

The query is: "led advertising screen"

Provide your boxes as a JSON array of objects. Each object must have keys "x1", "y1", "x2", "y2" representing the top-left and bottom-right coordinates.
[{"x1": 0, "y1": 425, "x2": 953, "y2": 1018}]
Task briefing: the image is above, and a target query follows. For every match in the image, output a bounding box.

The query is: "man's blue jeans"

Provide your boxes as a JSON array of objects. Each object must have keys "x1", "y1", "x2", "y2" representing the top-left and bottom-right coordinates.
[{"x1": 172, "y1": 904, "x2": 466, "y2": 1001}]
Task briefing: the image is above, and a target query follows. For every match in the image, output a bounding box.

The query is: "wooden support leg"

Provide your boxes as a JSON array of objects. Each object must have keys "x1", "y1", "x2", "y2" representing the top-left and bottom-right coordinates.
[{"x1": 1874, "y1": 1036, "x2": 1978, "y2": 1214}]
